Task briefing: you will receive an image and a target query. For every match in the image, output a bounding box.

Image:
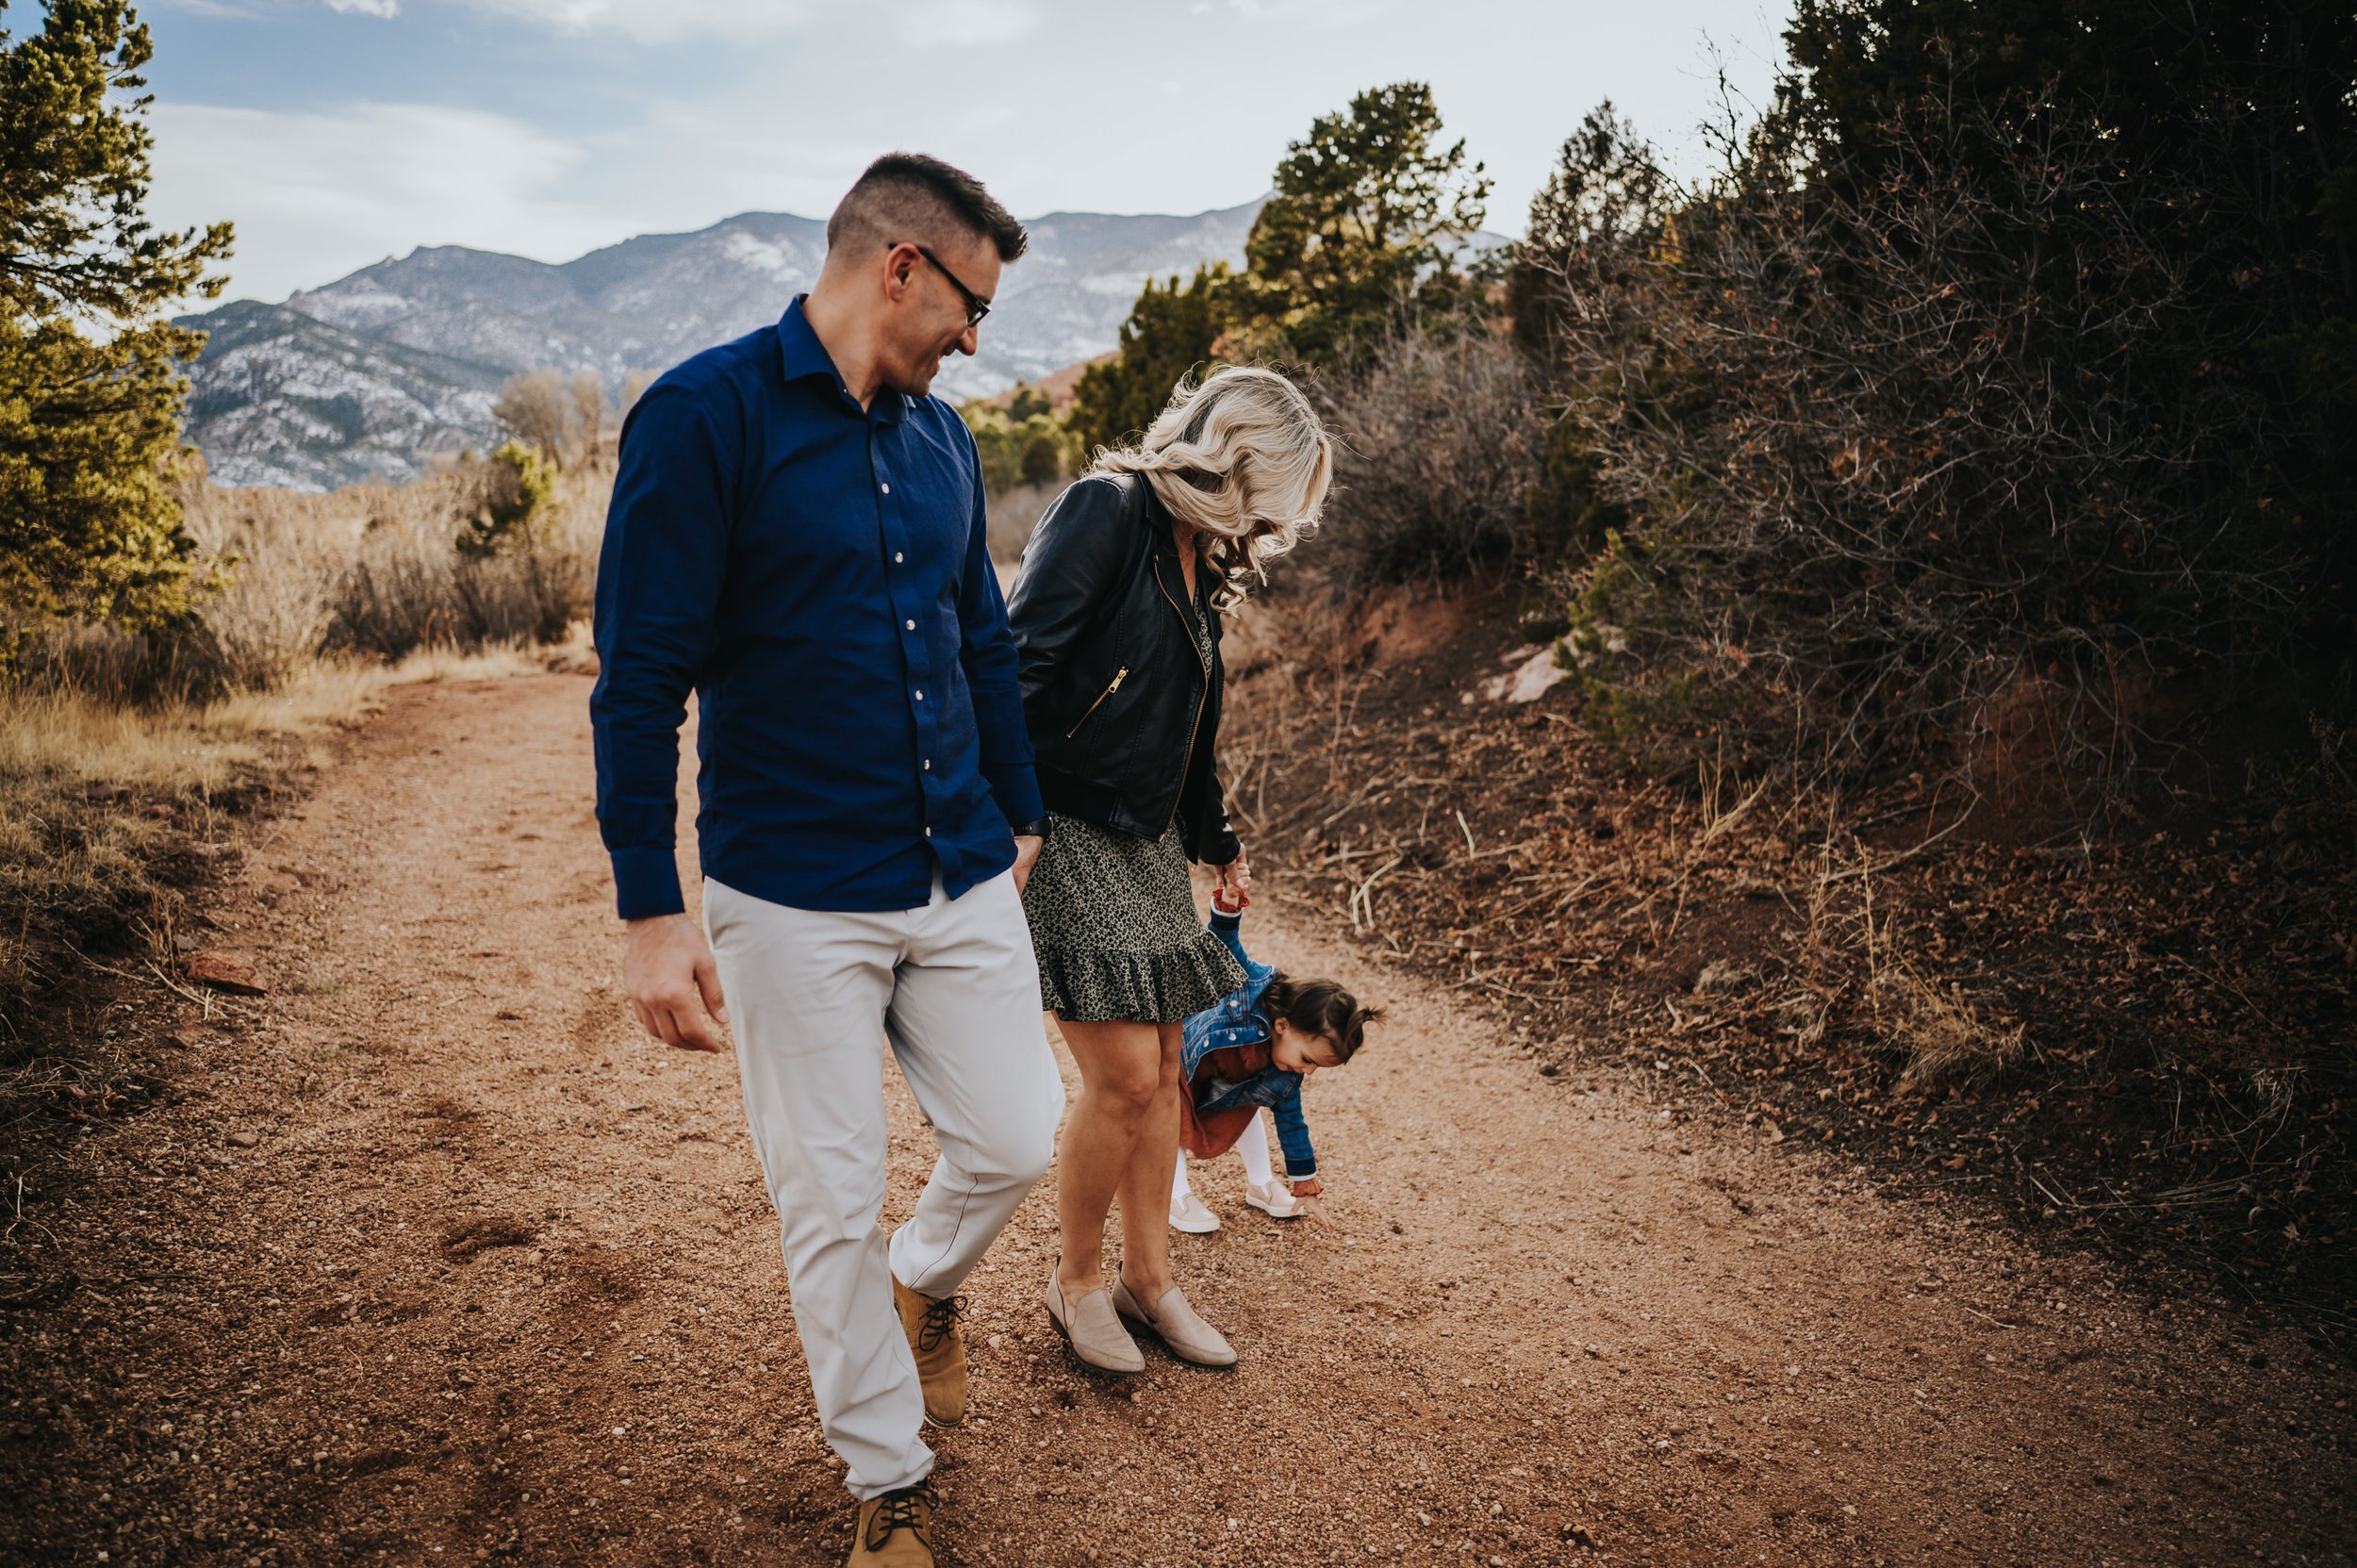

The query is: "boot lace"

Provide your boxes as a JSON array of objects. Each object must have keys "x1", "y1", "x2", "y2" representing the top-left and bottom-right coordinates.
[
  {"x1": 915, "y1": 1293, "x2": 968, "y2": 1354},
  {"x1": 865, "y1": 1481, "x2": 935, "y2": 1549}
]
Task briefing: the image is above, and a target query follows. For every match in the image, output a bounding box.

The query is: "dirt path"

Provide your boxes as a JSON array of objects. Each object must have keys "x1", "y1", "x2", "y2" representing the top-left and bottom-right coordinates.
[{"x1": 6, "y1": 672, "x2": 2352, "y2": 1567}]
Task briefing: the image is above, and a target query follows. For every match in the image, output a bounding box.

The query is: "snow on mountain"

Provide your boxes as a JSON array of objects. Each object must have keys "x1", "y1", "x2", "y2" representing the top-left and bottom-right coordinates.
[
  {"x1": 181, "y1": 301, "x2": 507, "y2": 489},
  {"x1": 175, "y1": 202, "x2": 1265, "y2": 491}
]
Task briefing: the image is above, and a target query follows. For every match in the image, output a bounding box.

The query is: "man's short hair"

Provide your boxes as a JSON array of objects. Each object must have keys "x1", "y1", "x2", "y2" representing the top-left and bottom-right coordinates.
[{"x1": 827, "y1": 153, "x2": 1029, "y2": 264}]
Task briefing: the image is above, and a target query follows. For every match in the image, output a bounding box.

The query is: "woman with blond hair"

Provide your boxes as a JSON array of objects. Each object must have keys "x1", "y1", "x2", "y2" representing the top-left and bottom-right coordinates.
[{"x1": 1006, "y1": 365, "x2": 1332, "y2": 1373}]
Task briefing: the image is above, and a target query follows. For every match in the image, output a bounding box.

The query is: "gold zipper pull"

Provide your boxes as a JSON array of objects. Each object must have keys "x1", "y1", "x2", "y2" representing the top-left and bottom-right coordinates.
[{"x1": 1064, "y1": 666, "x2": 1131, "y2": 738}]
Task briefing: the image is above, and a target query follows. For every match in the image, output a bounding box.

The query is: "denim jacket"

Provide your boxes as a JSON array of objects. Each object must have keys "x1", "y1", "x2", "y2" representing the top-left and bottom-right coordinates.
[{"x1": 1179, "y1": 911, "x2": 1316, "y2": 1179}]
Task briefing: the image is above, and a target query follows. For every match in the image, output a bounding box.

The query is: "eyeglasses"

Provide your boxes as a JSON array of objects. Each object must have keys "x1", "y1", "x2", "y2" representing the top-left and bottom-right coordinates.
[{"x1": 897, "y1": 241, "x2": 992, "y2": 327}]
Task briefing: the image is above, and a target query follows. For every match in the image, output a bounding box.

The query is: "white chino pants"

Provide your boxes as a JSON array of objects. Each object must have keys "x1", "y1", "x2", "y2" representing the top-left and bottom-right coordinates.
[{"x1": 702, "y1": 868, "x2": 1064, "y2": 1498}]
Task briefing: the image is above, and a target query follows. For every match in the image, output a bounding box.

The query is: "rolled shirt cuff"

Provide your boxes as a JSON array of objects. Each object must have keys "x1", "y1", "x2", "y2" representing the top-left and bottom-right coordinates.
[
  {"x1": 609, "y1": 845, "x2": 686, "y2": 920},
  {"x1": 984, "y1": 763, "x2": 1046, "y2": 839}
]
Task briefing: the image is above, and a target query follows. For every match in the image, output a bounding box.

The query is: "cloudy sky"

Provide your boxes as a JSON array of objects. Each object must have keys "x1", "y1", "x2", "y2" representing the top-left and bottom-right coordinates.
[{"x1": 141, "y1": 0, "x2": 1794, "y2": 305}]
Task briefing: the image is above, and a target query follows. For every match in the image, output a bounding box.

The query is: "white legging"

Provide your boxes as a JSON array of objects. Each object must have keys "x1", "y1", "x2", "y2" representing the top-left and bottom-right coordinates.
[{"x1": 1172, "y1": 1110, "x2": 1276, "y2": 1198}]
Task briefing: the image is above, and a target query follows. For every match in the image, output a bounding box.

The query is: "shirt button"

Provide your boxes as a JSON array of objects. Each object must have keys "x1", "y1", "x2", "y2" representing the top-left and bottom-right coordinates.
[
  {"x1": 923, "y1": 759, "x2": 931, "y2": 770},
  {"x1": 894, "y1": 552, "x2": 904, "y2": 564},
  {"x1": 904, "y1": 619, "x2": 915, "y2": 631},
  {"x1": 881, "y1": 482, "x2": 891, "y2": 494},
  {"x1": 924, "y1": 826, "x2": 932, "y2": 837},
  {"x1": 914, "y1": 689, "x2": 924, "y2": 701}
]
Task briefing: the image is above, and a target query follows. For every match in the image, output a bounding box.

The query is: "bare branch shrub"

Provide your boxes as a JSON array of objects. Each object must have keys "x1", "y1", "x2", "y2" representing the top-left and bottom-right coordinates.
[
  {"x1": 1311, "y1": 314, "x2": 1544, "y2": 590},
  {"x1": 1540, "y1": 85, "x2": 2320, "y2": 785},
  {"x1": 985, "y1": 480, "x2": 1059, "y2": 566},
  {"x1": 569, "y1": 371, "x2": 607, "y2": 460},
  {"x1": 492, "y1": 369, "x2": 612, "y2": 470}
]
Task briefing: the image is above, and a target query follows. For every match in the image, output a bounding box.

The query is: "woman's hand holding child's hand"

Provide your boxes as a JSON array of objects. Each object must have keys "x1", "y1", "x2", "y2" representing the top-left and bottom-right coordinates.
[{"x1": 1212, "y1": 845, "x2": 1251, "y2": 911}]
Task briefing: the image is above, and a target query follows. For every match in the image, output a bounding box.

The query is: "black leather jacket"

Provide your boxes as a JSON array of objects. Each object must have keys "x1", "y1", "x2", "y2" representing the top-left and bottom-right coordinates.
[{"x1": 1006, "y1": 473, "x2": 1241, "y2": 866}]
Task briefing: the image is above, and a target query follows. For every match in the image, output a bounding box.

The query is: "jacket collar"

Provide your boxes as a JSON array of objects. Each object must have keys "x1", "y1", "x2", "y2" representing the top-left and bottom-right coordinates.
[
  {"x1": 1135, "y1": 479, "x2": 1214, "y2": 613},
  {"x1": 1139, "y1": 479, "x2": 1178, "y2": 556},
  {"x1": 775, "y1": 295, "x2": 907, "y2": 425}
]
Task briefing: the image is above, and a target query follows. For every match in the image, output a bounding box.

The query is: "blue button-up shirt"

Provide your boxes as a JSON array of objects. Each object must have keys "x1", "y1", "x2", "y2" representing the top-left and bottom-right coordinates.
[{"x1": 590, "y1": 297, "x2": 1044, "y2": 919}]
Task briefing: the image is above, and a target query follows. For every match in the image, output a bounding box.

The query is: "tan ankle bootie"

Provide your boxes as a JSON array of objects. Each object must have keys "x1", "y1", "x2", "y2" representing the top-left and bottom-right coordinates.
[
  {"x1": 848, "y1": 1482, "x2": 935, "y2": 1566},
  {"x1": 891, "y1": 1277, "x2": 967, "y2": 1427},
  {"x1": 1045, "y1": 1266, "x2": 1145, "y2": 1373},
  {"x1": 1111, "y1": 1278, "x2": 1238, "y2": 1367}
]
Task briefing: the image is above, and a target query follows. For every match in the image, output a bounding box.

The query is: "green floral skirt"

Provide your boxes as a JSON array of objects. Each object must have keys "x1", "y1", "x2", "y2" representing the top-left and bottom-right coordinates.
[{"x1": 1021, "y1": 813, "x2": 1247, "y2": 1023}]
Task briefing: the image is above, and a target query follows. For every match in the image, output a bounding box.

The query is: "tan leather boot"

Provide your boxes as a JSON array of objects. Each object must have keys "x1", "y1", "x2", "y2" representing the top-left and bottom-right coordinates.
[
  {"x1": 891, "y1": 1277, "x2": 968, "y2": 1428},
  {"x1": 848, "y1": 1482, "x2": 935, "y2": 1566}
]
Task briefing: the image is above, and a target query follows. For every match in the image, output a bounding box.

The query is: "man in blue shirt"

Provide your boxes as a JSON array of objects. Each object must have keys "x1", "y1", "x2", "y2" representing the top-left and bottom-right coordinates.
[{"x1": 590, "y1": 154, "x2": 1063, "y2": 1568}]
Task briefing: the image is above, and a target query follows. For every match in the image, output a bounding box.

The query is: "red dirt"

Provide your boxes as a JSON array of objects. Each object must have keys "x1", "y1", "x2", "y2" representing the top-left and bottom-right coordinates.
[{"x1": 3, "y1": 672, "x2": 2351, "y2": 1566}]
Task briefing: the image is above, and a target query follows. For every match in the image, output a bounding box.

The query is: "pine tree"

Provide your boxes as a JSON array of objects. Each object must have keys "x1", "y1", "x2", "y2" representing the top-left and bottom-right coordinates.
[
  {"x1": 1066, "y1": 264, "x2": 1233, "y2": 456},
  {"x1": 0, "y1": 0, "x2": 232, "y2": 640},
  {"x1": 1070, "y1": 83, "x2": 1492, "y2": 451},
  {"x1": 1508, "y1": 102, "x2": 1666, "y2": 364},
  {"x1": 1233, "y1": 81, "x2": 1491, "y2": 368}
]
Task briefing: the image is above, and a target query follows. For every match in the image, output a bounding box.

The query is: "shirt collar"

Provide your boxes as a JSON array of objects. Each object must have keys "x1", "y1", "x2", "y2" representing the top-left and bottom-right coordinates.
[{"x1": 776, "y1": 295, "x2": 908, "y2": 425}]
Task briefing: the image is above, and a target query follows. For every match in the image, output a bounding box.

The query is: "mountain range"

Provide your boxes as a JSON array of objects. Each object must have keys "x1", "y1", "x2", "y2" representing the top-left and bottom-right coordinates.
[{"x1": 175, "y1": 201, "x2": 1268, "y2": 490}]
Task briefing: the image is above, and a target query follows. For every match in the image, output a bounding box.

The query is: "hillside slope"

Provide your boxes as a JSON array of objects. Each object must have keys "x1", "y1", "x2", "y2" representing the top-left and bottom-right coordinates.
[{"x1": 1218, "y1": 584, "x2": 2357, "y2": 1323}]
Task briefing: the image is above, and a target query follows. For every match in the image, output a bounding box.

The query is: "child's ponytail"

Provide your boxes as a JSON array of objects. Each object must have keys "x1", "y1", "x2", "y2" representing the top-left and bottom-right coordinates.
[{"x1": 1260, "y1": 973, "x2": 1382, "y2": 1062}]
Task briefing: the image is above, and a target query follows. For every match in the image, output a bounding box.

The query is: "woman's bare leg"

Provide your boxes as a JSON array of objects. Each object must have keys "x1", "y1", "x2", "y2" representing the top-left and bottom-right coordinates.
[
  {"x1": 1114, "y1": 1023, "x2": 1185, "y2": 1302},
  {"x1": 1052, "y1": 1016, "x2": 1162, "y2": 1298}
]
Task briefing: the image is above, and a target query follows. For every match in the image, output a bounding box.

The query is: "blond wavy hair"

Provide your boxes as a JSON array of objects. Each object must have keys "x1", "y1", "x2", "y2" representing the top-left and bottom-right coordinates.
[{"x1": 1093, "y1": 366, "x2": 1333, "y2": 608}]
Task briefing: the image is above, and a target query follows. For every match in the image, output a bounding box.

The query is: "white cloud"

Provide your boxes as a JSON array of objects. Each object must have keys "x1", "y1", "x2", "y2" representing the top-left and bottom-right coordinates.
[
  {"x1": 137, "y1": 0, "x2": 1794, "y2": 303},
  {"x1": 453, "y1": 0, "x2": 825, "y2": 42},
  {"x1": 148, "y1": 102, "x2": 616, "y2": 302},
  {"x1": 896, "y1": 0, "x2": 1041, "y2": 46},
  {"x1": 322, "y1": 0, "x2": 399, "y2": 16},
  {"x1": 437, "y1": 0, "x2": 1036, "y2": 46}
]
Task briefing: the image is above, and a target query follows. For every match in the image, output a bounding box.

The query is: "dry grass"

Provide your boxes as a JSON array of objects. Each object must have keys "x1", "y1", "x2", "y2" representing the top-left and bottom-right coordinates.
[
  {"x1": 1871, "y1": 963, "x2": 2029, "y2": 1091},
  {"x1": 0, "y1": 454, "x2": 609, "y2": 1130},
  {"x1": 15, "y1": 459, "x2": 605, "y2": 709}
]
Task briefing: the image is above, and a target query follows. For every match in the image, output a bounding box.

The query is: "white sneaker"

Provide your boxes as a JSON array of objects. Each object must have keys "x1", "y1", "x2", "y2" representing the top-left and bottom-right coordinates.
[
  {"x1": 1244, "y1": 1181, "x2": 1303, "y2": 1220},
  {"x1": 1169, "y1": 1191, "x2": 1221, "y2": 1233}
]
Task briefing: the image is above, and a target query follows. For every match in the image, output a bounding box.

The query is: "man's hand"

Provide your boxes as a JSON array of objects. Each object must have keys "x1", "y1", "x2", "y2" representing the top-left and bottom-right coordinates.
[
  {"x1": 623, "y1": 914, "x2": 729, "y2": 1053},
  {"x1": 1012, "y1": 833, "x2": 1044, "y2": 895}
]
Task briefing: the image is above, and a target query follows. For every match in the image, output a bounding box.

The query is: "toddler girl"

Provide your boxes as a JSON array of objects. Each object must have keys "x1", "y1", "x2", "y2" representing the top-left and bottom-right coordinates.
[{"x1": 1167, "y1": 891, "x2": 1379, "y2": 1230}]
